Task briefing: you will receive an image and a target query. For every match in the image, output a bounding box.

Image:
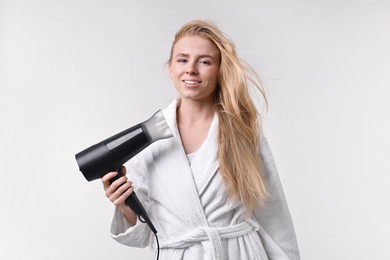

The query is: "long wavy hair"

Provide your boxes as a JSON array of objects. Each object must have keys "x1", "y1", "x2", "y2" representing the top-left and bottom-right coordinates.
[{"x1": 168, "y1": 20, "x2": 268, "y2": 214}]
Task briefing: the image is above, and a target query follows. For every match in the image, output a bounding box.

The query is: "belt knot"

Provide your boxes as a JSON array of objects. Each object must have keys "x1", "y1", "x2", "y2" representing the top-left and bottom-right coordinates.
[{"x1": 159, "y1": 219, "x2": 259, "y2": 260}]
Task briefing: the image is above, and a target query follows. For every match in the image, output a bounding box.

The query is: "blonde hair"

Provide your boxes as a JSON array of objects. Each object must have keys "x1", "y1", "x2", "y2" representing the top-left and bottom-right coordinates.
[{"x1": 169, "y1": 20, "x2": 268, "y2": 214}]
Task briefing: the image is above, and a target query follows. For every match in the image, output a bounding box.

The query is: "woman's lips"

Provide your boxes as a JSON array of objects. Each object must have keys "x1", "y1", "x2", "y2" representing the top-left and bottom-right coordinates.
[{"x1": 183, "y1": 80, "x2": 202, "y2": 87}]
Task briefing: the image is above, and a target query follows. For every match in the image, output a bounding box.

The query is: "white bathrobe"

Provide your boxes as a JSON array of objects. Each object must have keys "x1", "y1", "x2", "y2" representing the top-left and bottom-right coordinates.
[{"x1": 110, "y1": 99, "x2": 300, "y2": 260}]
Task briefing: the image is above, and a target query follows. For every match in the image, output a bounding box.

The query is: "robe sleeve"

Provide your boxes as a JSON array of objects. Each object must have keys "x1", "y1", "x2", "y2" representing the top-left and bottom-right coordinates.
[
  {"x1": 109, "y1": 154, "x2": 154, "y2": 248},
  {"x1": 253, "y1": 135, "x2": 300, "y2": 260}
]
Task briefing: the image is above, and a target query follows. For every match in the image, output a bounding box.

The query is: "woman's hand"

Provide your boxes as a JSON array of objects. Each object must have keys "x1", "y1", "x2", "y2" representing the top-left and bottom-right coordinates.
[
  {"x1": 102, "y1": 166, "x2": 134, "y2": 210},
  {"x1": 102, "y1": 166, "x2": 137, "y2": 225}
]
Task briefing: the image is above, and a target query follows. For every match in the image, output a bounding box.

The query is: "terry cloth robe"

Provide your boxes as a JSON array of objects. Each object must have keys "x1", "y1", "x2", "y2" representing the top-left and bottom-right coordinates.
[{"x1": 110, "y1": 99, "x2": 300, "y2": 260}]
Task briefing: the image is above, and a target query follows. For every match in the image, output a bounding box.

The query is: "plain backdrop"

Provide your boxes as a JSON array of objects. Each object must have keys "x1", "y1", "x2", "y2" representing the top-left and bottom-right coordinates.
[{"x1": 1, "y1": 0, "x2": 389, "y2": 259}]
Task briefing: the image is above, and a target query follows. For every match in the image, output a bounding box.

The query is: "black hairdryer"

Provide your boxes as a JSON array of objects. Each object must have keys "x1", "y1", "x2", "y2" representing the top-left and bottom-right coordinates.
[{"x1": 75, "y1": 110, "x2": 173, "y2": 234}]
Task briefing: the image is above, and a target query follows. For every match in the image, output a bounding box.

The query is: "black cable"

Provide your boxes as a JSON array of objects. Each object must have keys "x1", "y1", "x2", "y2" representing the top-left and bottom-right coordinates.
[
  {"x1": 154, "y1": 232, "x2": 160, "y2": 260},
  {"x1": 138, "y1": 215, "x2": 160, "y2": 259}
]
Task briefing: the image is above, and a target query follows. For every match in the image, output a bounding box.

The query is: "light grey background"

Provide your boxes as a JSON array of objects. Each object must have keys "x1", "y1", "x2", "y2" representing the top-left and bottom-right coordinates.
[{"x1": 1, "y1": 0, "x2": 389, "y2": 259}]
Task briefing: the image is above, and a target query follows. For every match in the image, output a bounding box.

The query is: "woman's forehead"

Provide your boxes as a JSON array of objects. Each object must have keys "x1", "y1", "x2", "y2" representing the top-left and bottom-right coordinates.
[{"x1": 172, "y1": 36, "x2": 220, "y2": 57}]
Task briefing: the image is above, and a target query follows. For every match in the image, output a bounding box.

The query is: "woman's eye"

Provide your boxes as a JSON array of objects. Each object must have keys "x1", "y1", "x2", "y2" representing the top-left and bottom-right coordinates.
[
  {"x1": 199, "y1": 60, "x2": 210, "y2": 65},
  {"x1": 177, "y1": 59, "x2": 187, "y2": 63}
]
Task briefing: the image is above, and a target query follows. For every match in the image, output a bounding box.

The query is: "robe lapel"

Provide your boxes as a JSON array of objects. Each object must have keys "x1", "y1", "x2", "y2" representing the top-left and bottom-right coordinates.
[
  {"x1": 188, "y1": 113, "x2": 219, "y2": 197},
  {"x1": 145, "y1": 99, "x2": 211, "y2": 228}
]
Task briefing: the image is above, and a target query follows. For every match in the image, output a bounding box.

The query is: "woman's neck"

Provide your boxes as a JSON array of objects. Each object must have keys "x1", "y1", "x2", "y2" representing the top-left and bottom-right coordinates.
[
  {"x1": 176, "y1": 98, "x2": 216, "y2": 125},
  {"x1": 176, "y1": 98, "x2": 216, "y2": 154}
]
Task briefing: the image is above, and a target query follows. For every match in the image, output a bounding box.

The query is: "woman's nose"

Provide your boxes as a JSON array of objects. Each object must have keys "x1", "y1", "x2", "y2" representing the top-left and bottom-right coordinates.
[{"x1": 185, "y1": 62, "x2": 198, "y2": 75}]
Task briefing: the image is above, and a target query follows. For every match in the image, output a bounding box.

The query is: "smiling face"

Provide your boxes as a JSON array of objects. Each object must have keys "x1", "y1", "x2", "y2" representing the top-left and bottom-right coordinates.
[{"x1": 168, "y1": 36, "x2": 221, "y2": 104}]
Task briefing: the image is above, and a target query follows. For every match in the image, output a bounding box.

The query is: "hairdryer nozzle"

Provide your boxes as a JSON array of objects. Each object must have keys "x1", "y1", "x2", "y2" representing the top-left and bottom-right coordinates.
[{"x1": 144, "y1": 110, "x2": 173, "y2": 142}]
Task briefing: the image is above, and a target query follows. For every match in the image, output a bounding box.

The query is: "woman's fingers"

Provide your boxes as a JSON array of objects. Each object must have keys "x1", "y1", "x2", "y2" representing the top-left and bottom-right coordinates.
[
  {"x1": 101, "y1": 166, "x2": 132, "y2": 208},
  {"x1": 110, "y1": 180, "x2": 133, "y2": 198},
  {"x1": 102, "y1": 166, "x2": 127, "y2": 189},
  {"x1": 102, "y1": 171, "x2": 117, "y2": 190},
  {"x1": 106, "y1": 175, "x2": 129, "y2": 194},
  {"x1": 113, "y1": 185, "x2": 134, "y2": 208},
  {"x1": 107, "y1": 180, "x2": 133, "y2": 207}
]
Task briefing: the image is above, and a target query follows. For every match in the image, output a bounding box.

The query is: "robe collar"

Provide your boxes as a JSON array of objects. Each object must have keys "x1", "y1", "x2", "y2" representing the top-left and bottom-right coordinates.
[{"x1": 149, "y1": 98, "x2": 219, "y2": 227}]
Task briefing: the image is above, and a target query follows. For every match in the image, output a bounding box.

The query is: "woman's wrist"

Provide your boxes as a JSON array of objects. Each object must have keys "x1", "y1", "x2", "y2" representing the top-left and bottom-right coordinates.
[{"x1": 118, "y1": 205, "x2": 137, "y2": 225}]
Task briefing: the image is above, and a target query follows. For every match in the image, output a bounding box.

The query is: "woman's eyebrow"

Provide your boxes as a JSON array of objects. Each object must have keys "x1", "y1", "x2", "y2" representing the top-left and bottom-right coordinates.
[{"x1": 175, "y1": 53, "x2": 215, "y2": 59}]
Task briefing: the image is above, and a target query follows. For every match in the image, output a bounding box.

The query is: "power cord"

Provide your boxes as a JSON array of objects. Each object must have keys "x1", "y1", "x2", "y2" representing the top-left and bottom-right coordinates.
[
  {"x1": 138, "y1": 215, "x2": 160, "y2": 260},
  {"x1": 154, "y1": 232, "x2": 160, "y2": 260}
]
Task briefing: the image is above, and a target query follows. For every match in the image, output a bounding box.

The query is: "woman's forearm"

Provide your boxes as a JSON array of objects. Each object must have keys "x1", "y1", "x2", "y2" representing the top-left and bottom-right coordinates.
[{"x1": 119, "y1": 205, "x2": 137, "y2": 226}]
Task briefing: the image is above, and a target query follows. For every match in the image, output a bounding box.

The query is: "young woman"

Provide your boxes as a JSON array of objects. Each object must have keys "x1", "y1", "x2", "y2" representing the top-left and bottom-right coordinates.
[{"x1": 102, "y1": 19, "x2": 300, "y2": 259}]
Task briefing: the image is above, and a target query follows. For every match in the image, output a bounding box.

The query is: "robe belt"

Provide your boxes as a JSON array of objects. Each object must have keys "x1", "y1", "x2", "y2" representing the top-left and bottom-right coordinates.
[{"x1": 159, "y1": 219, "x2": 259, "y2": 260}]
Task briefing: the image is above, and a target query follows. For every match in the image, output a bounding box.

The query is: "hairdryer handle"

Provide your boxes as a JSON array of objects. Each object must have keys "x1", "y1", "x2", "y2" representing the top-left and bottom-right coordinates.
[
  {"x1": 125, "y1": 193, "x2": 158, "y2": 234},
  {"x1": 110, "y1": 169, "x2": 158, "y2": 234}
]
